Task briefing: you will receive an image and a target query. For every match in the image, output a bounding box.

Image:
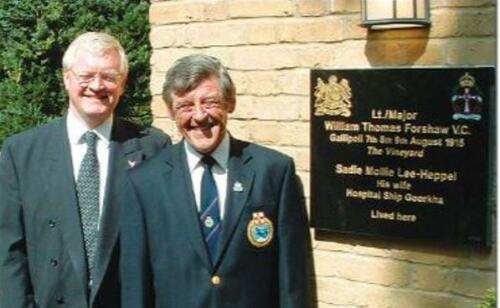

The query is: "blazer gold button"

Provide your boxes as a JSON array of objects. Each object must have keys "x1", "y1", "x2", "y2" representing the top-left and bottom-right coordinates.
[{"x1": 211, "y1": 275, "x2": 221, "y2": 285}]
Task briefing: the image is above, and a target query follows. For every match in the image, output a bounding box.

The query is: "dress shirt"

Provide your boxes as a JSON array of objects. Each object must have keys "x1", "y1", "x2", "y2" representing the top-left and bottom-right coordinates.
[
  {"x1": 67, "y1": 110, "x2": 112, "y2": 227},
  {"x1": 185, "y1": 133, "x2": 229, "y2": 219}
]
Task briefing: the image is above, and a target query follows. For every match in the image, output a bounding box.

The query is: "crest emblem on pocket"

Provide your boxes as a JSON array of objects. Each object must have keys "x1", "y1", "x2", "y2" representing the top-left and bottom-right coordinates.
[{"x1": 247, "y1": 211, "x2": 273, "y2": 248}]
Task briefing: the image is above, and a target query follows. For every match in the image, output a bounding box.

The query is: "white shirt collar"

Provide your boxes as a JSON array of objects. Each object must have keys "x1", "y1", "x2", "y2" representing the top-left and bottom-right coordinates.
[
  {"x1": 185, "y1": 132, "x2": 230, "y2": 172},
  {"x1": 66, "y1": 109, "x2": 113, "y2": 146}
]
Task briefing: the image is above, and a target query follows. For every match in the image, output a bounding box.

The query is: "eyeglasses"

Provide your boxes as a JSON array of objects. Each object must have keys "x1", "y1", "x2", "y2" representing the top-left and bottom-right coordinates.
[
  {"x1": 69, "y1": 70, "x2": 123, "y2": 88},
  {"x1": 173, "y1": 99, "x2": 223, "y2": 114}
]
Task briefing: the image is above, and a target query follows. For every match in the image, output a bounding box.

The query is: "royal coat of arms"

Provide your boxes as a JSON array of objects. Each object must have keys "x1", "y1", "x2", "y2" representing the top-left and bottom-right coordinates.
[{"x1": 313, "y1": 75, "x2": 352, "y2": 117}]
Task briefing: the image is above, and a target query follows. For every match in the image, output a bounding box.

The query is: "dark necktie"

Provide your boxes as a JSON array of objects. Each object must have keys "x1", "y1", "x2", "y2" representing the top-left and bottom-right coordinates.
[
  {"x1": 199, "y1": 155, "x2": 221, "y2": 263},
  {"x1": 76, "y1": 131, "x2": 100, "y2": 280}
]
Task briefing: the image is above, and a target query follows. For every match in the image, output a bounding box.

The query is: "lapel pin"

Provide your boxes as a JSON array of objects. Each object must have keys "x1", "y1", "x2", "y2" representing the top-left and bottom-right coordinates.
[
  {"x1": 232, "y1": 181, "x2": 244, "y2": 192},
  {"x1": 128, "y1": 160, "x2": 137, "y2": 168}
]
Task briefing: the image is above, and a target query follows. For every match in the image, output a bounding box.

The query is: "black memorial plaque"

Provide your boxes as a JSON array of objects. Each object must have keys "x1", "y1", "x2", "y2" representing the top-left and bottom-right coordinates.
[{"x1": 310, "y1": 67, "x2": 495, "y2": 246}]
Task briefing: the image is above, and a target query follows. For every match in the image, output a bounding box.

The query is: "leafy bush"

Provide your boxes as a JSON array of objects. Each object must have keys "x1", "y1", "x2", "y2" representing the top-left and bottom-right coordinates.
[
  {"x1": 0, "y1": 0, "x2": 153, "y2": 145},
  {"x1": 477, "y1": 288, "x2": 496, "y2": 308}
]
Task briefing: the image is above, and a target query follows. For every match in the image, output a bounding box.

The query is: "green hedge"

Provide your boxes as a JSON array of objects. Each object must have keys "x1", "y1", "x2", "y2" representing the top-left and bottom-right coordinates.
[{"x1": 0, "y1": 0, "x2": 153, "y2": 145}]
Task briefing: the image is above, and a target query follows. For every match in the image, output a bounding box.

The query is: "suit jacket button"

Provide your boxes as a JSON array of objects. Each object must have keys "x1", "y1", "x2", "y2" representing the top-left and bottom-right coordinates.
[
  {"x1": 56, "y1": 296, "x2": 64, "y2": 304},
  {"x1": 50, "y1": 258, "x2": 58, "y2": 267},
  {"x1": 211, "y1": 275, "x2": 221, "y2": 285},
  {"x1": 49, "y1": 220, "x2": 56, "y2": 228}
]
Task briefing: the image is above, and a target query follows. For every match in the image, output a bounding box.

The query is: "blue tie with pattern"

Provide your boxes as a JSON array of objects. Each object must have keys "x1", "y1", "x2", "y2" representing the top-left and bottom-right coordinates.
[
  {"x1": 76, "y1": 131, "x2": 100, "y2": 281},
  {"x1": 199, "y1": 155, "x2": 221, "y2": 263}
]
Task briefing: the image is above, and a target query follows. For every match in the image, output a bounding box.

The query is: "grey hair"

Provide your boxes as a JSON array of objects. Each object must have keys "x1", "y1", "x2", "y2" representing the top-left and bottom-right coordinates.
[
  {"x1": 62, "y1": 32, "x2": 129, "y2": 76},
  {"x1": 162, "y1": 54, "x2": 236, "y2": 108}
]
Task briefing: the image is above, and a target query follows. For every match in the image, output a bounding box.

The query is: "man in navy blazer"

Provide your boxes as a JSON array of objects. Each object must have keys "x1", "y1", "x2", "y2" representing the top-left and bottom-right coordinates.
[
  {"x1": 0, "y1": 32, "x2": 170, "y2": 307},
  {"x1": 121, "y1": 54, "x2": 310, "y2": 307}
]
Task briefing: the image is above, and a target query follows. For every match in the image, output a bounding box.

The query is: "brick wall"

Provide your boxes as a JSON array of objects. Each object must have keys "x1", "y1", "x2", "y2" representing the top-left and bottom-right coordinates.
[{"x1": 148, "y1": 0, "x2": 496, "y2": 306}]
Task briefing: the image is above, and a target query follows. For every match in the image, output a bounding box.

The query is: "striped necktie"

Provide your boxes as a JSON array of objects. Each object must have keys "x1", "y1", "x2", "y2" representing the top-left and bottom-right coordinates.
[
  {"x1": 76, "y1": 131, "x2": 100, "y2": 280},
  {"x1": 199, "y1": 155, "x2": 221, "y2": 263}
]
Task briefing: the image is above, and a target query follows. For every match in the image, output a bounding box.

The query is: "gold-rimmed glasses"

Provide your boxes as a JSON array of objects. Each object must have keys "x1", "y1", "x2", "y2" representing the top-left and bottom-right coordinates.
[{"x1": 69, "y1": 70, "x2": 123, "y2": 88}]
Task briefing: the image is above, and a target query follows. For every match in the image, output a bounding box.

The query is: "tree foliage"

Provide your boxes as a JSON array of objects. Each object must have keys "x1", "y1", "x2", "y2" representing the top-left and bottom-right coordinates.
[{"x1": 0, "y1": 0, "x2": 153, "y2": 145}]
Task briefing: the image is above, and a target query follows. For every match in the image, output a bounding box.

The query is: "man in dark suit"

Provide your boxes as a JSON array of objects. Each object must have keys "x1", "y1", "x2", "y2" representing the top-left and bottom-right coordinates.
[
  {"x1": 121, "y1": 54, "x2": 309, "y2": 307},
  {"x1": 0, "y1": 32, "x2": 170, "y2": 308}
]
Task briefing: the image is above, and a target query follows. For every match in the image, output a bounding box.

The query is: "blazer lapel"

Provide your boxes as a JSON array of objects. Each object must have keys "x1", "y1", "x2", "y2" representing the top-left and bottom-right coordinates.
[
  {"x1": 162, "y1": 143, "x2": 212, "y2": 270},
  {"x1": 214, "y1": 138, "x2": 255, "y2": 266},
  {"x1": 44, "y1": 118, "x2": 89, "y2": 298},
  {"x1": 90, "y1": 120, "x2": 144, "y2": 302}
]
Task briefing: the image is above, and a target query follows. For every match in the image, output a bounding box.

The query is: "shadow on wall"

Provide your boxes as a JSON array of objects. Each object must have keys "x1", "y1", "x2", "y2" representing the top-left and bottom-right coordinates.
[{"x1": 365, "y1": 28, "x2": 430, "y2": 66}]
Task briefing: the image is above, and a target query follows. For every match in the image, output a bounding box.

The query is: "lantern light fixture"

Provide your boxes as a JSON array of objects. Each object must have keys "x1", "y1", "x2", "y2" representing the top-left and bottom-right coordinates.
[{"x1": 361, "y1": 0, "x2": 431, "y2": 30}]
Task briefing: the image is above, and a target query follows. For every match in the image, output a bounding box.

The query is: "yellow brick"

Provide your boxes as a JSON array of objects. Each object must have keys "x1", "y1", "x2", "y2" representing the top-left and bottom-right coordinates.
[
  {"x1": 445, "y1": 38, "x2": 495, "y2": 65},
  {"x1": 447, "y1": 269, "x2": 496, "y2": 298},
  {"x1": 231, "y1": 96, "x2": 255, "y2": 119},
  {"x1": 431, "y1": 11, "x2": 460, "y2": 37},
  {"x1": 225, "y1": 45, "x2": 331, "y2": 70},
  {"x1": 248, "y1": 121, "x2": 280, "y2": 144},
  {"x1": 330, "y1": 0, "x2": 361, "y2": 13},
  {"x1": 315, "y1": 277, "x2": 399, "y2": 307},
  {"x1": 314, "y1": 250, "x2": 412, "y2": 286},
  {"x1": 184, "y1": 21, "x2": 247, "y2": 47},
  {"x1": 277, "y1": 17, "x2": 343, "y2": 43},
  {"x1": 457, "y1": 9, "x2": 496, "y2": 36},
  {"x1": 151, "y1": 95, "x2": 170, "y2": 119},
  {"x1": 150, "y1": 2, "x2": 205, "y2": 25},
  {"x1": 227, "y1": 119, "x2": 251, "y2": 140},
  {"x1": 197, "y1": 20, "x2": 277, "y2": 47},
  {"x1": 412, "y1": 265, "x2": 449, "y2": 291},
  {"x1": 390, "y1": 291, "x2": 456, "y2": 308},
  {"x1": 245, "y1": 22, "x2": 279, "y2": 44},
  {"x1": 281, "y1": 69, "x2": 310, "y2": 96},
  {"x1": 313, "y1": 236, "x2": 491, "y2": 270},
  {"x1": 151, "y1": 48, "x2": 199, "y2": 72},
  {"x1": 434, "y1": 0, "x2": 494, "y2": 8},
  {"x1": 231, "y1": 69, "x2": 309, "y2": 96},
  {"x1": 228, "y1": 0, "x2": 295, "y2": 18},
  {"x1": 342, "y1": 14, "x2": 368, "y2": 40},
  {"x1": 331, "y1": 41, "x2": 371, "y2": 67},
  {"x1": 236, "y1": 96, "x2": 304, "y2": 121},
  {"x1": 204, "y1": 1, "x2": 229, "y2": 21},
  {"x1": 318, "y1": 278, "x2": 457, "y2": 308},
  {"x1": 430, "y1": 8, "x2": 495, "y2": 38},
  {"x1": 150, "y1": 71, "x2": 166, "y2": 96},
  {"x1": 150, "y1": 25, "x2": 186, "y2": 48},
  {"x1": 298, "y1": 0, "x2": 327, "y2": 16},
  {"x1": 278, "y1": 122, "x2": 309, "y2": 146},
  {"x1": 230, "y1": 71, "x2": 278, "y2": 96}
]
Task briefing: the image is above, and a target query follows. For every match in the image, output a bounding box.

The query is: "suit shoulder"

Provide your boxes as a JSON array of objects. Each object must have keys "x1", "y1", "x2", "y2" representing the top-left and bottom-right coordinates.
[
  {"x1": 244, "y1": 143, "x2": 292, "y2": 161},
  {"x1": 126, "y1": 143, "x2": 174, "y2": 180},
  {"x1": 2, "y1": 118, "x2": 62, "y2": 150},
  {"x1": 237, "y1": 140, "x2": 293, "y2": 165},
  {"x1": 114, "y1": 119, "x2": 171, "y2": 146}
]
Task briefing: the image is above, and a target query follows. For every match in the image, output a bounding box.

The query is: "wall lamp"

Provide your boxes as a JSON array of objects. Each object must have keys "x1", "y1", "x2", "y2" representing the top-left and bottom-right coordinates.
[{"x1": 361, "y1": 0, "x2": 431, "y2": 30}]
